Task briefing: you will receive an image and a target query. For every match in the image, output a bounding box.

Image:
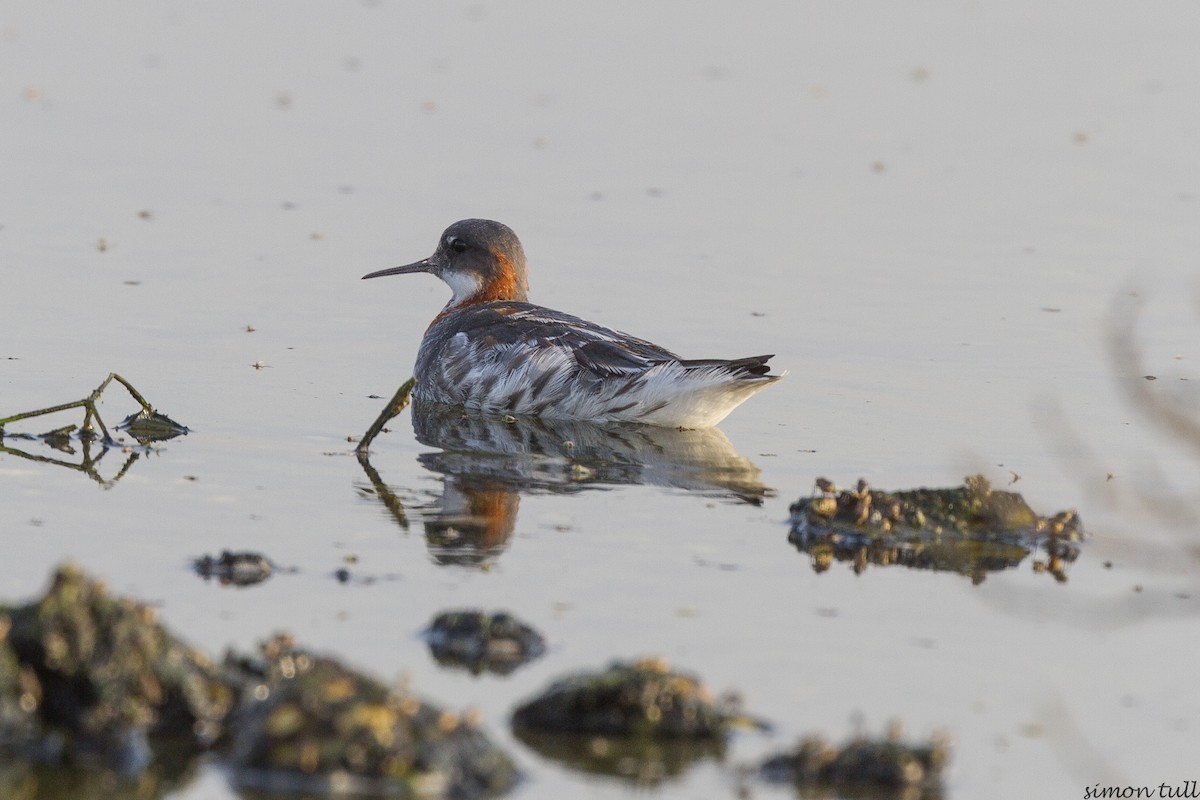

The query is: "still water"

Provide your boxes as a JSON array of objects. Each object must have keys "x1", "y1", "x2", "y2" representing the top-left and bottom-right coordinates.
[{"x1": 2, "y1": 2, "x2": 1199, "y2": 798}]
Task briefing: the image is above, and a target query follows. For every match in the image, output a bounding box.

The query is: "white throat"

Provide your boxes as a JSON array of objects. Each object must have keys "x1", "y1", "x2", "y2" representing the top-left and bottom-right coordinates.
[{"x1": 442, "y1": 270, "x2": 483, "y2": 307}]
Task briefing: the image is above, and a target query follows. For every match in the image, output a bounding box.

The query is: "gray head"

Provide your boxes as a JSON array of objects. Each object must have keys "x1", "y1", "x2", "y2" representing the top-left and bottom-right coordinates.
[{"x1": 363, "y1": 219, "x2": 530, "y2": 307}]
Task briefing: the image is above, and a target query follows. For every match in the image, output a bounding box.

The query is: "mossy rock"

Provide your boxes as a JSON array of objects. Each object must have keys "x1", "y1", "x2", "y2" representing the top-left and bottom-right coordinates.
[
  {"x1": 512, "y1": 658, "x2": 735, "y2": 739},
  {"x1": 2, "y1": 564, "x2": 235, "y2": 767},
  {"x1": 226, "y1": 634, "x2": 518, "y2": 798}
]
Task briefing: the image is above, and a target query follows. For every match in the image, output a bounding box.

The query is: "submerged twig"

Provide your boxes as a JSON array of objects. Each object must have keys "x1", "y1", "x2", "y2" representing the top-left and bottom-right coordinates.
[
  {"x1": 0, "y1": 373, "x2": 185, "y2": 487},
  {"x1": 0, "y1": 372, "x2": 158, "y2": 443},
  {"x1": 352, "y1": 377, "x2": 417, "y2": 530},
  {"x1": 355, "y1": 377, "x2": 416, "y2": 455}
]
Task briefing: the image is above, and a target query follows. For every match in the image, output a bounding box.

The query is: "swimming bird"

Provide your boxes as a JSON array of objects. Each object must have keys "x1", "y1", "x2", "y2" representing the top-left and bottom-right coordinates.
[{"x1": 362, "y1": 219, "x2": 781, "y2": 428}]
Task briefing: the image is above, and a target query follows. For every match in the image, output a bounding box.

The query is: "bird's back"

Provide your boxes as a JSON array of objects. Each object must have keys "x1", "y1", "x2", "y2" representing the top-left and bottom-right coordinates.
[{"x1": 413, "y1": 301, "x2": 779, "y2": 427}]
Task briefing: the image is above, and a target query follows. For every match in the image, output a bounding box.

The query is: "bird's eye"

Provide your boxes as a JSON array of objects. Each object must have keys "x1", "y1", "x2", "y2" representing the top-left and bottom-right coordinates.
[{"x1": 447, "y1": 237, "x2": 467, "y2": 253}]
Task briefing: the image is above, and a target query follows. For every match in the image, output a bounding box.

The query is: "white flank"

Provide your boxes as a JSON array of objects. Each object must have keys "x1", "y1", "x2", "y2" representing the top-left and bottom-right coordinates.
[
  {"x1": 422, "y1": 334, "x2": 782, "y2": 428},
  {"x1": 619, "y1": 363, "x2": 782, "y2": 428}
]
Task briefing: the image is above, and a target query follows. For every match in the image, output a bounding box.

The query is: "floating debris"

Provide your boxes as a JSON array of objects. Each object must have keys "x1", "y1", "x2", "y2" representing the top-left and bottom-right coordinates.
[
  {"x1": 225, "y1": 634, "x2": 518, "y2": 798},
  {"x1": 425, "y1": 610, "x2": 546, "y2": 675},
  {"x1": 118, "y1": 408, "x2": 189, "y2": 444},
  {"x1": 789, "y1": 475, "x2": 1082, "y2": 582},
  {"x1": 794, "y1": 474, "x2": 1080, "y2": 536},
  {"x1": 193, "y1": 551, "x2": 275, "y2": 587},
  {"x1": 759, "y1": 726, "x2": 951, "y2": 798},
  {"x1": 0, "y1": 373, "x2": 183, "y2": 445},
  {"x1": 0, "y1": 374, "x2": 188, "y2": 486}
]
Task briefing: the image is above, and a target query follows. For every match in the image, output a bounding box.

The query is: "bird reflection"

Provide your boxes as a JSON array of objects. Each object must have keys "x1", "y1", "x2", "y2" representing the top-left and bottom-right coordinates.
[
  {"x1": 421, "y1": 479, "x2": 520, "y2": 566},
  {"x1": 357, "y1": 400, "x2": 772, "y2": 566}
]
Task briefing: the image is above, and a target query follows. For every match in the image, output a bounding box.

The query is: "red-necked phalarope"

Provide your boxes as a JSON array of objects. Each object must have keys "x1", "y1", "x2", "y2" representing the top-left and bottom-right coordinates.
[{"x1": 362, "y1": 219, "x2": 782, "y2": 428}]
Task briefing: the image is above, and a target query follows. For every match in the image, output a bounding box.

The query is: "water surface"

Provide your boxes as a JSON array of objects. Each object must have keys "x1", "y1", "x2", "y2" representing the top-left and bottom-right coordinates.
[{"x1": 2, "y1": 2, "x2": 1199, "y2": 798}]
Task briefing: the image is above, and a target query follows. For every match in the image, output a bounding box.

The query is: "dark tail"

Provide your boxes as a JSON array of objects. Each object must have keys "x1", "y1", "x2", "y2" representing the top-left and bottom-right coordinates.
[{"x1": 677, "y1": 354, "x2": 776, "y2": 378}]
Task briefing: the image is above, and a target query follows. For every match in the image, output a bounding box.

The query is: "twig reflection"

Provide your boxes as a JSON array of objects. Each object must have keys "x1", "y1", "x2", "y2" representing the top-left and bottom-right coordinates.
[{"x1": 0, "y1": 373, "x2": 186, "y2": 488}]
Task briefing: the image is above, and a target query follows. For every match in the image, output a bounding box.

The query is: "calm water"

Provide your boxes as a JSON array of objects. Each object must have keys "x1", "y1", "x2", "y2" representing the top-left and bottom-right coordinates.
[{"x1": 3, "y1": 2, "x2": 1199, "y2": 798}]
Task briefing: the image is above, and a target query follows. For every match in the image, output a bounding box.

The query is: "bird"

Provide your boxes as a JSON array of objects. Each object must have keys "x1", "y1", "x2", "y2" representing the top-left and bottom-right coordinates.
[{"x1": 362, "y1": 219, "x2": 781, "y2": 428}]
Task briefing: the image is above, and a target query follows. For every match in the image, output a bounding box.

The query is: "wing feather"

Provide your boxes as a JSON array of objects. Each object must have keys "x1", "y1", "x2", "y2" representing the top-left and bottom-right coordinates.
[{"x1": 424, "y1": 303, "x2": 678, "y2": 380}]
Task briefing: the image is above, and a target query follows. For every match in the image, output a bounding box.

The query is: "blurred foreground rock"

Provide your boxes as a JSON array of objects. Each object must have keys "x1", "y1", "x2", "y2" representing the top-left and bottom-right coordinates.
[
  {"x1": 0, "y1": 564, "x2": 233, "y2": 771},
  {"x1": 512, "y1": 657, "x2": 738, "y2": 739},
  {"x1": 759, "y1": 725, "x2": 951, "y2": 798},
  {"x1": 226, "y1": 634, "x2": 517, "y2": 798},
  {"x1": 511, "y1": 657, "x2": 744, "y2": 786},
  {"x1": 0, "y1": 565, "x2": 518, "y2": 799}
]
